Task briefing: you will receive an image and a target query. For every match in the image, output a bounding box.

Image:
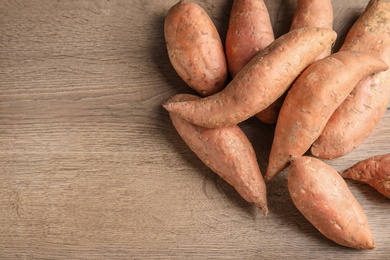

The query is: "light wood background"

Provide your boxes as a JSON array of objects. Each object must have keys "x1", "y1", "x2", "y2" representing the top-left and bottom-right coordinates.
[{"x1": 1, "y1": 0, "x2": 389, "y2": 259}]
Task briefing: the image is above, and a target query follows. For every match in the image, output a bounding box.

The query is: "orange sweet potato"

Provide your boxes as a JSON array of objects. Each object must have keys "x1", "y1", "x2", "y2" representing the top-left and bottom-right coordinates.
[
  {"x1": 225, "y1": 0, "x2": 274, "y2": 78},
  {"x1": 255, "y1": 0, "x2": 334, "y2": 125},
  {"x1": 341, "y1": 153, "x2": 390, "y2": 198},
  {"x1": 163, "y1": 27, "x2": 337, "y2": 128},
  {"x1": 164, "y1": 0, "x2": 227, "y2": 96},
  {"x1": 225, "y1": 0, "x2": 276, "y2": 124},
  {"x1": 266, "y1": 51, "x2": 388, "y2": 181},
  {"x1": 168, "y1": 94, "x2": 268, "y2": 215},
  {"x1": 311, "y1": 0, "x2": 390, "y2": 159},
  {"x1": 288, "y1": 156, "x2": 375, "y2": 249}
]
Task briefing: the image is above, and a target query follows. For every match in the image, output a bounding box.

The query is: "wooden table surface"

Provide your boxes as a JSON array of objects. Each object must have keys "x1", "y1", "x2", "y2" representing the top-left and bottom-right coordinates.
[{"x1": 1, "y1": 0, "x2": 389, "y2": 259}]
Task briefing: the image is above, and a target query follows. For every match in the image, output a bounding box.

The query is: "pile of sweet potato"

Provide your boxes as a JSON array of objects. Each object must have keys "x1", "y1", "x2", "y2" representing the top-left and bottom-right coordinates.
[{"x1": 162, "y1": 0, "x2": 390, "y2": 249}]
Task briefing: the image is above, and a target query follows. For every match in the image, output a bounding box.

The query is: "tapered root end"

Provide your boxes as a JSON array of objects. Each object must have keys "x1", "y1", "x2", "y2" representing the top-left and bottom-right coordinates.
[
  {"x1": 253, "y1": 201, "x2": 269, "y2": 216},
  {"x1": 162, "y1": 102, "x2": 171, "y2": 111},
  {"x1": 264, "y1": 168, "x2": 277, "y2": 182},
  {"x1": 260, "y1": 205, "x2": 269, "y2": 216},
  {"x1": 162, "y1": 98, "x2": 183, "y2": 113},
  {"x1": 252, "y1": 194, "x2": 269, "y2": 216}
]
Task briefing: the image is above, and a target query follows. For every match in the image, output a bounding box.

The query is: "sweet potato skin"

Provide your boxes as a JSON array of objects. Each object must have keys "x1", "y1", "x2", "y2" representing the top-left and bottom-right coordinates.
[
  {"x1": 341, "y1": 153, "x2": 390, "y2": 198},
  {"x1": 290, "y1": 0, "x2": 333, "y2": 61},
  {"x1": 225, "y1": 0, "x2": 274, "y2": 78},
  {"x1": 163, "y1": 27, "x2": 337, "y2": 128},
  {"x1": 254, "y1": 95, "x2": 284, "y2": 124},
  {"x1": 168, "y1": 93, "x2": 268, "y2": 215},
  {"x1": 311, "y1": 0, "x2": 390, "y2": 159},
  {"x1": 164, "y1": 0, "x2": 227, "y2": 96},
  {"x1": 288, "y1": 156, "x2": 375, "y2": 249},
  {"x1": 266, "y1": 51, "x2": 388, "y2": 181},
  {"x1": 255, "y1": 0, "x2": 334, "y2": 125},
  {"x1": 224, "y1": 0, "x2": 277, "y2": 125}
]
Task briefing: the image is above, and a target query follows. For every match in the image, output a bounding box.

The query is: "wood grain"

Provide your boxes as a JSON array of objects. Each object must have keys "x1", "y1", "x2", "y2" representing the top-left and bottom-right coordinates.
[{"x1": 0, "y1": 0, "x2": 389, "y2": 259}]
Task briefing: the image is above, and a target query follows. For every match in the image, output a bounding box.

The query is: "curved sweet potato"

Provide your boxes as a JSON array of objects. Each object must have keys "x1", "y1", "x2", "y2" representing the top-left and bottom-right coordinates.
[
  {"x1": 225, "y1": 0, "x2": 279, "y2": 125},
  {"x1": 311, "y1": 0, "x2": 390, "y2": 159},
  {"x1": 288, "y1": 156, "x2": 375, "y2": 249},
  {"x1": 168, "y1": 94, "x2": 268, "y2": 215},
  {"x1": 341, "y1": 153, "x2": 390, "y2": 198},
  {"x1": 164, "y1": 0, "x2": 227, "y2": 96},
  {"x1": 225, "y1": 0, "x2": 274, "y2": 78},
  {"x1": 266, "y1": 51, "x2": 388, "y2": 181},
  {"x1": 163, "y1": 27, "x2": 337, "y2": 128},
  {"x1": 255, "y1": 0, "x2": 334, "y2": 125}
]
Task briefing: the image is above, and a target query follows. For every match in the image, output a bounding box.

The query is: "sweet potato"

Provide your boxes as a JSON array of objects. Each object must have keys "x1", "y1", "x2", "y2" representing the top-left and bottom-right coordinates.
[
  {"x1": 225, "y1": 0, "x2": 274, "y2": 78},
  {"x1": 290, "y1": 0, "x2": 333, "y2": 61},
  {"x1": 225, "y1": 0, "x2": 276, "y2": 124},
  {"x1": 266, "y1": 51, "x2": 388, "y2": 181},
  {"x1": 255, "y1": 0, "x2": 334, "y2": 125},
  {"x1": 288, "y1": 156, "x2": 375, "y2": 249},
  {"x1": 164, "y1": 0, "x2": 227, "y2": 96},
  {"x1": 163, "y1": 27, "x2": 337, "y2": 128},
  {"x1": 341, "y1": 153, "x2": 390, "y2": 198},
  {"x1": 311, "y1": 0, "x2": 390, "y2": 159},
  {"x1": 168, "y1": 93, "x2": 268, "y2": 215}
]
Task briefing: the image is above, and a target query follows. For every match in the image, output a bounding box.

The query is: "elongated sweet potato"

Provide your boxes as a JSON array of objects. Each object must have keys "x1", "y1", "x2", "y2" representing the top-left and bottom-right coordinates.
[
  {"x1": 255, "y1": 0, "x2": 334, "y2": 125},
  {"x1": 266, "y1": 51, "x2": 388, "y2": 181},
  {"x1": 341, "y1": 153, "x2": 390, "y2": 198},
  {"x1": 164, "y1": 0, "x2": 227, "y2": 96},
  {"x1": 168, "y1": 94, "x2": 268, "y2": 215},
  {"x1": 163, "y1": 27, "x2": 337, "y2": 128},
  {"x1": 225, "y1": 0, "x2": 274, "y2": 78},
  {"x1": 311, "y1": 0, "x2": 390, "y2": 159},
  {"x1": 288, "y1": 156, "x2": 375, "y2": 249},
  {"x1": 225, "y1": 0, "x2": 276, "y2": 124}
]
